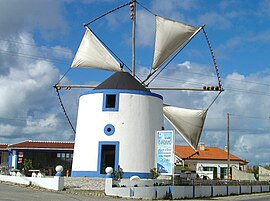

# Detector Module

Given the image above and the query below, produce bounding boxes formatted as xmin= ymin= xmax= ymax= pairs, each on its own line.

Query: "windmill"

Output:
xmin=54 ymin=1 xmax=223 ymax=177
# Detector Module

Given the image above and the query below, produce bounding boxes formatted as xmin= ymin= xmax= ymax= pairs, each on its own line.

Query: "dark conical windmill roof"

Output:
xmin=94 ymin=72 xmax=149 ymax=92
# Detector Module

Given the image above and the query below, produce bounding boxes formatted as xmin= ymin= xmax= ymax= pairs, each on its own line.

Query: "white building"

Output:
xmin=71 ymin=72 xmax=164 ymax=178
xmin=175 ymin=143 xmax=247 ymax=180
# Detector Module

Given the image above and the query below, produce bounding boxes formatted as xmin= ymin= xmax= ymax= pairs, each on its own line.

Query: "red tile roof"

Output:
xmin=175 ymin=145 xmax=246 ymax=163
xmin=0 ymin=144 xmax=8 ymax=149
xmin=8 ymin=141 xmax=74 ymax=150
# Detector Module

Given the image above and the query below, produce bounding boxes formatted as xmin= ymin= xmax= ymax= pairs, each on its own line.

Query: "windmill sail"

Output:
xmin=163 ymin=105 xmax=207 ymax=151
xmin=152 ymin=16 xmax=198 ymax=71
xmin=71 ymin=27 xmax=122 ymax=72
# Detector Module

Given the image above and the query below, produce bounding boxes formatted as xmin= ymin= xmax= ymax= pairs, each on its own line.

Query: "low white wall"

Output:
xmin=0 ymin=175 xmax=30 ymax=185
xmin=195 ymin=185 xmax=211 ymax=197
xmin=212 ymin=186 xmax=226 ymax=196
xmin=114 ymin=178 xmax=170 ymax=187
xmin=105 ymin=179 xmax=170 ymax=199
xmin=30 ymin=177 xmax=64 ymax=190
xmin=228 ymin=185 xmax=240 ymax=195
xmin=262 ymin=185 xmax=269 ymax=192
xmin=0 ymin=175 xmax=64 ymax=191
xmin=252 ymin=185 xmax=261 ymax=193
xmin=105 ymin=178 xmax=270 ymax=199
xmin=240 ymin=185 xmax=251 ymax=194
xmin=171 ymin=186 xmax=193 ymax=199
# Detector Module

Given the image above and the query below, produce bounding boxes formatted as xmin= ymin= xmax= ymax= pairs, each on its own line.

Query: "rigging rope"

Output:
xmin=136 ymin=1 xmax=156 ymax=16
xmin=202 ymin=27 xmax=222 ymax=89
xmin=206 ymin=90 xmax=222 ymax=111
xmin=56 ymin=67 xmax=72 ymax=85
xmin=84 ymin=1 xmax=132 ymax=27
xmin=54 ymin=86 xmax=76 ymax=134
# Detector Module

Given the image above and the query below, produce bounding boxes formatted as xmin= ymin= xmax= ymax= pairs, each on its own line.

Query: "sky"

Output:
xmin=0 ymin=0 xmax=270 ymax=166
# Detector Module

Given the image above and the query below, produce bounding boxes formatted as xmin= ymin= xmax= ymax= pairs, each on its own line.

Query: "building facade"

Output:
xmin=175 ymin=143 xmax=247 ymax=180
xmin=0 ymin=141 xmax=74 ymax=176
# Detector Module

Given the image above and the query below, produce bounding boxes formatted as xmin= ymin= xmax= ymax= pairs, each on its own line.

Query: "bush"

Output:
xmin=150 ymin=168 xmax=160 ymax=179
xmin=113 ymin=165 xmax=124 ymax=181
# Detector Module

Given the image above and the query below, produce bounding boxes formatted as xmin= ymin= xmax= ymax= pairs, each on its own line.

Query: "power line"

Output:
xmin=0 ymin=49 xmax=71 ymax=65
xmin=0 ymin=117 xmax=76 ymax=123
xmin=230 ymin=114 xmax=270 ymax=120
xmin=0 ymin=38 xmax=73 ymax=54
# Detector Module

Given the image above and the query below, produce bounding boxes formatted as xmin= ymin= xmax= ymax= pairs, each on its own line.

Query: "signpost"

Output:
xmin=156 ymin=130 xmax=174 ymax=175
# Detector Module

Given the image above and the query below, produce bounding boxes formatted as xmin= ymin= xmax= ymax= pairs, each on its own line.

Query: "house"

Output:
xmin=175 ymin=143 xmax=248 ymax=180
xmin=2 ymin=140 xmax=74 ymax=176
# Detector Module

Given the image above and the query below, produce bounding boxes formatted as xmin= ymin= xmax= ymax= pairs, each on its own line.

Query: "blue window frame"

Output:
xmin=102 ymin=92 xmax=119 ymax=111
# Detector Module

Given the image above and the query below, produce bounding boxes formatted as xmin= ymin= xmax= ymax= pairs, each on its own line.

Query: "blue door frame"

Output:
xmin=97 ymin=141 xmax=119 ymax=175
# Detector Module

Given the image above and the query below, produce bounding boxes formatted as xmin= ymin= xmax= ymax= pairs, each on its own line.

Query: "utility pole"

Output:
xmin=227 ymin=113 xmax=231 ymax=180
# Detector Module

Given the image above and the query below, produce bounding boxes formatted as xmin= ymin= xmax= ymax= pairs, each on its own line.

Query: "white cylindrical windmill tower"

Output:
xmin=71 ymin=72 xmax=163 ymax=178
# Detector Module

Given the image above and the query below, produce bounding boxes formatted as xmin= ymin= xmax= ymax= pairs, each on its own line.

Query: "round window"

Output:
xmin=104 ymin=124 xmax=115 ymax=136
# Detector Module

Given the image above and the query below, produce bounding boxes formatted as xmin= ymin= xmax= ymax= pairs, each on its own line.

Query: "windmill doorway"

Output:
xmin=98 ymin=141 xmax=119 ymax=175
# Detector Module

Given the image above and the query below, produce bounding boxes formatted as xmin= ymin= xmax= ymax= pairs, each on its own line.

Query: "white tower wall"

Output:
xmin=71 ymin=89 xmax=163 ymax=178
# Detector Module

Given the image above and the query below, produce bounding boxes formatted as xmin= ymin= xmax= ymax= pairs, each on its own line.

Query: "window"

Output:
xmin=103 ymin=93 xmax=119 ymax=111
xmin=106 ymin=94 xmax=116 ymax=108
xmin=104 ymin=124 xmax=115 ymax=136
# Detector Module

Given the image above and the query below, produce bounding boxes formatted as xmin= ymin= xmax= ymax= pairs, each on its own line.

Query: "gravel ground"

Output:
xmin=63 ymin=176 xmax=106 ymax=197
xmin=64 ymin=176 xmax=105 ymax=191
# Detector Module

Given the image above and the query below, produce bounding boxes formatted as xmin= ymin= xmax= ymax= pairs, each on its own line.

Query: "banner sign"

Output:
xmin=156 ymin=130 xmax=174 ymax=175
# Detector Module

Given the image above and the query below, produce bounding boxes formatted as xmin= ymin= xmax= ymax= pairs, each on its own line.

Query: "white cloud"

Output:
xmin=137 ymin=60 xmax=270 ymax=165
xmin=0 ymin=0 xmax=67 ymax=39
xmin=0 ymin=124 xmax=18 ymax=137
xmin=0 ymin=32 xmax=75 ymax=142
xmin=234 ymin=134 xmax=270 ymax=164
xmin=22 ymin=114 xmax=61 ymax=134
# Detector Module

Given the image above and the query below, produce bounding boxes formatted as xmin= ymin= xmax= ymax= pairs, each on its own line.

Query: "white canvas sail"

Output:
xmin=71 ymin=27 xmax=122 ymax=71
xmin=152 ymin=16 xmax=198 ymax=71
xmin=163 ymin=105 xmax=207 ymax=151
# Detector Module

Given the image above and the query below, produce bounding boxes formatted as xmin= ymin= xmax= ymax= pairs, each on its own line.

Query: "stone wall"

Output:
xmin=232 ymin=167 xmax=256 ymax=181
xmin=259 ymin=166 xmax=270 ymax=181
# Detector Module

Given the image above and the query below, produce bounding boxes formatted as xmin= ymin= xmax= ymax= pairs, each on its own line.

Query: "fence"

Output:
xmin=105 ymin=178 xmax=270 ymax=199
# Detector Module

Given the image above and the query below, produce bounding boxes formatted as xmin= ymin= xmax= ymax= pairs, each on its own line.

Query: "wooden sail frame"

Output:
xmin=54 ymin=84 xmax=224 ymax=92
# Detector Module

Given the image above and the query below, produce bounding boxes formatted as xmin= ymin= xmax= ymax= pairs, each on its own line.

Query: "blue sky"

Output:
xmin=1 ymin=0 xmax=270 ymax=166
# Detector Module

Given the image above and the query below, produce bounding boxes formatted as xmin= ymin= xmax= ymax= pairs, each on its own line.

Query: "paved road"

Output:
xmin=1 ymin=182 xmax=270 ymax=201
xmin=0 ymin=182 xmax=123 ymax=201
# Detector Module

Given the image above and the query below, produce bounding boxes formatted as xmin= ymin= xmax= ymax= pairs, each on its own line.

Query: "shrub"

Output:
xmin=150 ymin=168 xmax=160 ymax=179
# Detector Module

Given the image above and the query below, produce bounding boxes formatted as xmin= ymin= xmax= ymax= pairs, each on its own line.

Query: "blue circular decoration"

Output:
xmin=104 ymin=124 xmax=115 ymax=136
